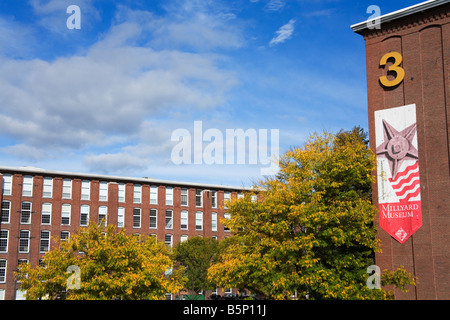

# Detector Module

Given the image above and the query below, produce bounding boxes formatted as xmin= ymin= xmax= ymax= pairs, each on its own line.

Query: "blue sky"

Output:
xmin=0 ymin=0 xmax=420 ymax=187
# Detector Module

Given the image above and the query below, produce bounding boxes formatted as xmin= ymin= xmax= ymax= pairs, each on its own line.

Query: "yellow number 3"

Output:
xmin=379 ymin=51 xmax=405 ymax=87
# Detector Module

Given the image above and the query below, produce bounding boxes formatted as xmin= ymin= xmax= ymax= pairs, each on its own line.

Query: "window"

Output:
xmin=196 ymin=189 xmax=203 ymax=207
xmin=224 ymin=213 xmax=231 ymax=232
xmin=0 ymin=230 xmax=8 ymax=253
xmin=181 ymin=188 xmax=188 ymax=206
xmin=238 ymin=192 xmax=244 ymax=199
xmin=211 ymin=191 xmax=217 ymax=208
xmin=133 ymin=208 xmax=141 ymax=228
xmin=19 ymin=230 xmax=30 ymax=253
xmin=133 ymin=185 xmax=141 ymax=204
xmin=22 ymin=176 xmax=33 ymax=197
xmin=195 ymin=212 xmax=203 ymax=230
xmin=118 ymin=183 xmax=125 ymax=202
xmin=251 ymin=195 xmax=257 ymax=203
xmin=165 ymin=187 xmax=173 ymax=206
xmin=150 ymin=186 xmax=158 ymax=204
xmin=81 ymin=180 xmax=90 ymax=200
xmin=117 ymin=207 xmax=125 ymax=228
xmin=180 ymin=210 xmax=188 ymax=230
xmin=149 ymin=209 xmax=157 ymax=229
xmin=224 ymin=192 xmax=231 ymax=209
xmin=62 ymin=179 xmax=72 ymax=199
xmin=0 ymin=260 xmax=6 ymax=283
xmin=80 ymin=205 xmax=89 ymax=226
xmin=61 ymin=204 xmax=71 ymax=225
xmin=20 ymin=202 xmax=32 ymax=224
xmin=164 ymin=234 xmax=173 ymax=248
xmin=43 ymin=177 xmax=53 ymax=198
xmin=98 ymin=206 xmax=107 ymax=226
xmin=2 ymin=174 xmax=12 ymax=196
xmin=211 ymin=212 xmax=217 ymax=232
xmin=41 ymin=203 xmax=52 ymax=225
xmin=180 ymin=235 xmax=188 ymax=242
xmin=99 ymin=181 xmax=108 ymax=201
xmin=40 ymin=231 xmax=50 ymax=253
xmin=165 ymin=210 xmax=173 ymax=229
xmin=60 ymin=231 xmax=70 ymax=242
xmin=1 ymin=201 xmax=10 ymax=223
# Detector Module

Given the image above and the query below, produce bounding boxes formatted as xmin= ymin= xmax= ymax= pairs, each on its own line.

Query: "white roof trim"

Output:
xmin=351 ymin=0 xmax=447 ymax=33
xmin=0 ymin=165 xmax=254 ymax=191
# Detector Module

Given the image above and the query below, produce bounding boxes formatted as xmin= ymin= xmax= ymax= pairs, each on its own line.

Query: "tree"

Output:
xmin=174 ymin=236 xmax=219 ymax=299
xmin=16 ymin=223 xmax=186 ymax=300
xmin=208 ymin=128 xmax=416 ymax=300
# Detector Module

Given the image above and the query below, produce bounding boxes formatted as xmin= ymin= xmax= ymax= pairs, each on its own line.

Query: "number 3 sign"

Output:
xmin=379 ymin=51 xmax=405 ymax=87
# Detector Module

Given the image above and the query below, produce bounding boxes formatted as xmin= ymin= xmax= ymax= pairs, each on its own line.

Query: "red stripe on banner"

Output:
xmin=392 ymin=178 xmax=420 ymax=197
xmin=390 ymin=171 xmax=420 ymax=189
xmin=399 ymin=185 xmax=421 ymax=201
xmin=389 ymin=161 xmax=419 ymax=184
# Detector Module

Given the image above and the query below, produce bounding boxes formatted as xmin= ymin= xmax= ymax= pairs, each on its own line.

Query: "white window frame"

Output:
xmin=98 ymin=206 xmax=107 ymax=226
xmin=99 ymin=181 xmax=108 ymax=202
xmin=0 ymin=260 xmax=7 ymax=283
xmin=20 ymin=202 xmax=32 ymax=224
xmin=41 ymin=203 xmax=52 ymax=225
xmin=165 ymin=210 xmax=173 ymax=230
xmin=60 ymin=231 xmax=70 ymax=242
xmin=150 ymin=186 xmax=158 ymax=204
xmin=117 ymin=207 xmax=125 ymax=228
xmin=180 ymin=210 xmax=188 ymax=230
xmin=81 ymin=180 xmax=90 ymax=200
xmin=195 ymin=211 xmax=203 ymax=231
xmin=181 ymin=188 xmax=188 ymax=206
xmin=1 ymin=201 xmax=10 ymax=224
xmin=61 ymin=204 xmax=71 ymax=226
xmin=224 ymin=192 xmax=231 ymax=209
xmin=80 ymin=205 xmax=90 ymax=226
xmin=19 ymin=230 xmax=30 ymax=253
xmin=165 ymin=187 xmax=173 ymax=206
xmin=133 ymin=185 xmax=142 ymax=204
xmin=43 ymin=177 xmax=53 ymax=198
xmin=149 ymin=209 xmax=157 ymax=229
xmin=164 ymin=234 xmax=173 ymax=248
xmin=224 ymin=213 xmax=231 ymax=232
xmin=22 ymin=176 xmax=33 ymax=197
xmin=40 ymin=230 xmax=50 ymax=253
xmin=133 ymin=208 xmax=141 ymax=228
xmin=62 ymin=179 xmax=72 ymax=199
xmin=0 ymin=230 xmax=8 ymax=253
xmin=2 ymin=174 xmax=12 ymax=196
xmin=118 ymin=183 xmax=125 ymax=203
xmin=180 ymin=235 xmax=188 ymax=242
xmin=196 ymin=189 xmax=203 ymax=207
xmin=211 ymin=191 xmax=217 ymax=208
xmin=211 ymin=212 xmax=217 ymax=232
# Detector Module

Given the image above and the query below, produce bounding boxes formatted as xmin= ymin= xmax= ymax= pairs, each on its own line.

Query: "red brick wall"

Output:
xmin=361 ymin=4 xmax=450 ymax=300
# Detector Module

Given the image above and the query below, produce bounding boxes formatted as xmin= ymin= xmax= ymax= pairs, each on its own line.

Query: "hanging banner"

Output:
xmin=374 ymin=104 xmax=422 ymax=244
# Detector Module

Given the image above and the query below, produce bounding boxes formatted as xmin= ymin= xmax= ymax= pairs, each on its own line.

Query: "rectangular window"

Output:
xmin=61 ymin=204 xmax=71 ymax=225
xmin=165 ymin=187 xmax=173 ymax=206
xmin=43 ymin=177 xmax=53 ymax=198
xmin=133 ymin=208 xmax=141 ymax=228
xmin=98 ymin=206 xmax=107 ymax=226
xmin=224 ymin=192 xmax=231 ymax=209
xmin=196 ymin=189 xmax=203 ymax=207
xmin=19 ymin=230 xmax=30 ymax=253
xmin=117 ymin=207 xmax=125 ymax=228
xmin=150 ymin=186 xmax=158 ymax=204
xmin=2 ymin=174 xmax=12 ymax=196
xmin=211 ymin=191 xmax=217 ymax=208
xmin=118 ymin=183 xmax=125 ymax=202
xmin=1 ymin=201 xmax=10 ymax=223
xmin=81 ymin=180 xmax=90 ymax=200
xmin=80 ymin=205 xmax=89 ymax=226
xmin=164 ymin=234 xmax=173 ymax=248
xmin=180 ymin=235 xmax=188 ymax=242
xmin=0 ymin=230 xmax=8 ymax=253
xmin=41 ymin=203 xmax=52 ymax=225
xmin=133 ymin=185 xmax=141 ymax=204
xmin=40 ymin=231 xmax=50 ymax=253
xmin=0 ymin=260 xmax=6 ymax=283
xmin=224 ymin=213 xmax=231 ymax=232
xmin=251 ymin=195 xmax=257 ymax=203
xmin=211 ymin=212 xmax=217 ymax=232
xmin=99 ymin=181 xmax=108 ymax=201
xmin=180 ymin=210 xmax=188 ymax=230
xmin=20 ymin=202 xmax=32 ymax=224
xmin=181 ymin=188 xmax=188 ymax=206
xmin=165 ymin=210 xmax=173 ymax=229
xmin=195 ymin=211 xmax=203 ymax=230
xmin=238 ymin=192 xmax=244 ymax=199
xmin=149 ymin=209 xmax=157 ymax=229
xmin=22 ymin=176 xmax=33 ymax=197
xmin=62 ymin=179 xmax=72 ymax=199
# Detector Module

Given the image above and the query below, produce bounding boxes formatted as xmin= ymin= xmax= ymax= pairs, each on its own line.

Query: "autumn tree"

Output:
xmin=208 ymin=127 xmax=416 ymax=300
xmin=173 ymin=236 xmax=219 ymax=299
xmin=16 ymin=223 xmax=186 ymax=300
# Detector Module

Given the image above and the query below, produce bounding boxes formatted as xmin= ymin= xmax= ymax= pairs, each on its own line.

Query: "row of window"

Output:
xmin=1 ymin=175 xmax=232 ymax=207
xmin=0 ymin=201 xmax=230 ymax=231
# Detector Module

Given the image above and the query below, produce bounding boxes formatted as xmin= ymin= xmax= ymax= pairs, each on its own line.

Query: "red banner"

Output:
xmin=375 ymin=104 xmax=422 ymax=244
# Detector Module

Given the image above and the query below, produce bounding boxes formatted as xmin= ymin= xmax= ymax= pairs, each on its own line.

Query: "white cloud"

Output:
xmin=269 ymin=19 xmax=296 ymax=46
xmin=264 ymin=0 xmax=285 ymax=12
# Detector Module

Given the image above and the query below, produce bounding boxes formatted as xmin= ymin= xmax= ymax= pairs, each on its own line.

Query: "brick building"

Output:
xmin=352 ymin=0 xmax=450 ymax=299
xmin=0 ymin=166 xmax=251 ymax=300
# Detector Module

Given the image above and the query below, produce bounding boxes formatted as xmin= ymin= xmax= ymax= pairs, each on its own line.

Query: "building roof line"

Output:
xmin=0 ymin=165 xmax=254 ymax=191
xmin=351 ymin=0 xmax=447 ymax=34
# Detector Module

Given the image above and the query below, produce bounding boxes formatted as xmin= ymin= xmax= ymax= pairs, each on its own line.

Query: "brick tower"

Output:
xmin=352 ymin=0 xmax=450 ymax=299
